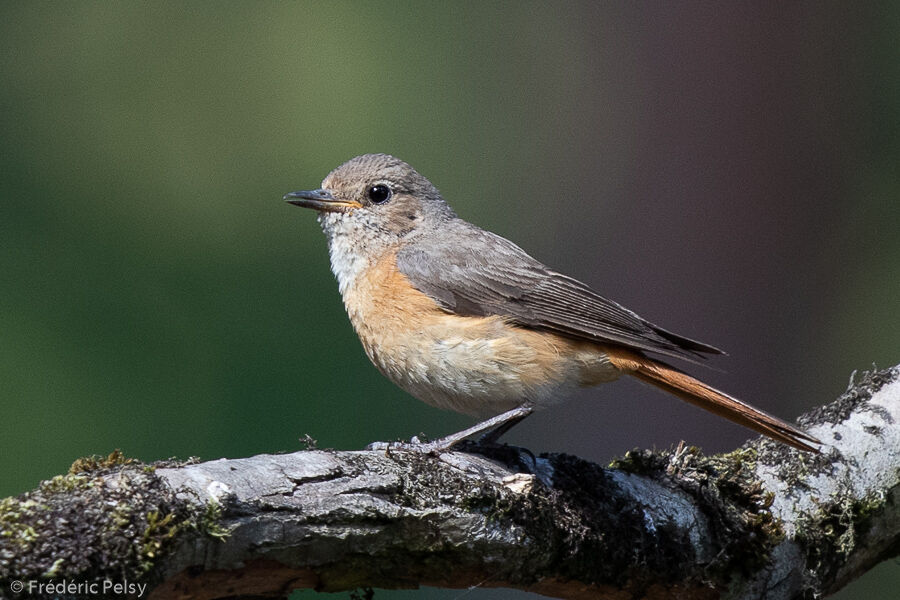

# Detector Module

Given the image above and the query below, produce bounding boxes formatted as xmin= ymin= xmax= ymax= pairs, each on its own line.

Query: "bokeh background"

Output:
xmin=2 ymin=2 xmax=898 ymax=598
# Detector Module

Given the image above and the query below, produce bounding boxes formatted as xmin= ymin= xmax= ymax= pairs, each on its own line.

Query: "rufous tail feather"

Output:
xmin=606 ymin=349 xmax=820 ymax=452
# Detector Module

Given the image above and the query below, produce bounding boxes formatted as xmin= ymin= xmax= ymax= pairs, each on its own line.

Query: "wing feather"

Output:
xmin=397 ymin=221 xmax=723 ymax=362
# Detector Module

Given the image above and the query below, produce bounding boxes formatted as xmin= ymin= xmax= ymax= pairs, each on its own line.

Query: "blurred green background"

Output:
xmin=1 ymin=2 xmax=897 ymax=598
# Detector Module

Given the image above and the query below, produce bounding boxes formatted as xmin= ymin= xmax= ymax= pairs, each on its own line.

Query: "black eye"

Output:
xmin=367 ymin=184 xmax=392 ymax=204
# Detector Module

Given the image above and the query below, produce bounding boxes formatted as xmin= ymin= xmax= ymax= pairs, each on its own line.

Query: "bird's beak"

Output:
xmin=283 ymin=189 xmax=362 ymax=213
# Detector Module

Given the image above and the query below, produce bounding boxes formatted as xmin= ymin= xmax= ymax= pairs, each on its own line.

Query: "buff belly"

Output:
xmin=364 ymin=317 xmax=621 ymax=417
xmin=337 ymin=251 xmax=621 ymax=418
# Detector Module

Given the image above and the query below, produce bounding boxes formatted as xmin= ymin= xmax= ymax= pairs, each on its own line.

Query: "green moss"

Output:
xmin=197 ymin=500 xmax=231 ymax=541
xmin=140 ymin=510 xmax=179 ymax=572
xmin=608 ymin=448 xmax=671 ymax=474
xmin=41 ymin=557 xmax=64 ymax=578
xmin=0 ymin=497 xmax=44 ymax=549
xmin=39 ymin=473 xmax=91 ymax=494
xmin=714 ymin=446 xmax=759 ymax=471
xmin=529 ymin=451 xmax=695 ymax=587
xmin=609 ymin=442 xmax=785 ymax=577
xmin=853 ymin=495 xmax=886 ymax=523
xmin=111 ymin=502 xmax=134 ymax=529
xmin=0 ymin=458 xmax=221 ymax=581
xmin=796 ymin=491 xmax=889 ymax=576
xmin=69 ymin=449 xmax=137 ymax=474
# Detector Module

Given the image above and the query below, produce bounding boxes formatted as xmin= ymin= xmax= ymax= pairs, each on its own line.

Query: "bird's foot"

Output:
xmin=365 ymin=406 xmax=534 ymax=454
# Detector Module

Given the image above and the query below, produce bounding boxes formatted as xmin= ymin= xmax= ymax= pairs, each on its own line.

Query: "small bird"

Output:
xmin=285 ymin=154 xmax=819 ymax=452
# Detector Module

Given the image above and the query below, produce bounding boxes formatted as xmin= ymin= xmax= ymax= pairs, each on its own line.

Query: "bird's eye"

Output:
xmin=366 ymin=184 xmax=392 ymax=204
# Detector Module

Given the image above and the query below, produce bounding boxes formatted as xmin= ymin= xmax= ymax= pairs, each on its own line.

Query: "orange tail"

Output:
xmin=606 ymin=349 xmax=820 ymax=452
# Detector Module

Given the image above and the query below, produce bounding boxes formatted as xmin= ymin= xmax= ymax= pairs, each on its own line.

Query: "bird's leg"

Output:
xmin=477 ymin=407 xmax=532 ymax=445
xmin=366 ymin=406 xmax=534 ymax=453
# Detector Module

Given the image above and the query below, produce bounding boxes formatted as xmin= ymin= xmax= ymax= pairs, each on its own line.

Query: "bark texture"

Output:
xmin=1 ymin=367 xmax=897 ymax=600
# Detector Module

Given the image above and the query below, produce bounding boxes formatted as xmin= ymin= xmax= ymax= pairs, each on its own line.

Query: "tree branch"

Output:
xmin=1 ymin=366 xmax=897 ymax=599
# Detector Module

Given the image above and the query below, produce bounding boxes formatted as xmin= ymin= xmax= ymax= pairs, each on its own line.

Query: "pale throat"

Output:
xmin=318 ymin=212 xmax=381 ymax=297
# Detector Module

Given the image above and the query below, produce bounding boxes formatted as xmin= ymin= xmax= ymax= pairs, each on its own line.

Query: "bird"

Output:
xmin=285 ymin=153 xmax=819 ymax=452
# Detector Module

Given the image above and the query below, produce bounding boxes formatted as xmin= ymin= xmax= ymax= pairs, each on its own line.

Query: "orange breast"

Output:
xmin=338 ymin=251 xmax=621 ymax=416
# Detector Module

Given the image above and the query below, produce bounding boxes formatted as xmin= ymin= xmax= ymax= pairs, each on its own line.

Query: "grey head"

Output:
xmin=285 ymin=154 xmax=457 ymax=290
xmin=285 ymin=154 xmax=456 ymax=241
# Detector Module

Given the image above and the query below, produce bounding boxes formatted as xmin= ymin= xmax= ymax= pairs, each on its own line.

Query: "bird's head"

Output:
xmin=286 ymin=153 xmax=454 ymax=244
xmin=285 ymin=154 xmax=456 ymax=289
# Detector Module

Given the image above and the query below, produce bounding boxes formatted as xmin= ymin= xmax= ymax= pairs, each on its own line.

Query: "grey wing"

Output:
xmin=396 ymin=222 xmax=723 ymax=362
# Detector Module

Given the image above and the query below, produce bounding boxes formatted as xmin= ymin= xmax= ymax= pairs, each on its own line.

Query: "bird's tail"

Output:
xmin=606 ymin=348 xmax=821 ymax=452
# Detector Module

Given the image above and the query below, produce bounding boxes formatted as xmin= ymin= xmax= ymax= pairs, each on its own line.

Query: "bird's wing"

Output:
xmin=395 ymin=221 xmax=723 ymax=362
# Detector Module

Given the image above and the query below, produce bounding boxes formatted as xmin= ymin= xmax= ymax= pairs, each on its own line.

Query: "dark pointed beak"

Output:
xmin=284 ymin=189 xmax=362 ymax=213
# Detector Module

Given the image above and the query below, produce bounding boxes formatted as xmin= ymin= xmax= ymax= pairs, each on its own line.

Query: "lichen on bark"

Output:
xmin=0 ymin=451 xmax=224 ymax=585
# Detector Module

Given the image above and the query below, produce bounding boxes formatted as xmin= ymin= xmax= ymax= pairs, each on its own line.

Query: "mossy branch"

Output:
xmin=1 ymin=367 xmax=898 ymax=600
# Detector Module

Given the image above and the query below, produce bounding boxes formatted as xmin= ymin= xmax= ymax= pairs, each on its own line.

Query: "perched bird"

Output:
xmin=285 ymin=154 xmax=819 ymax=452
